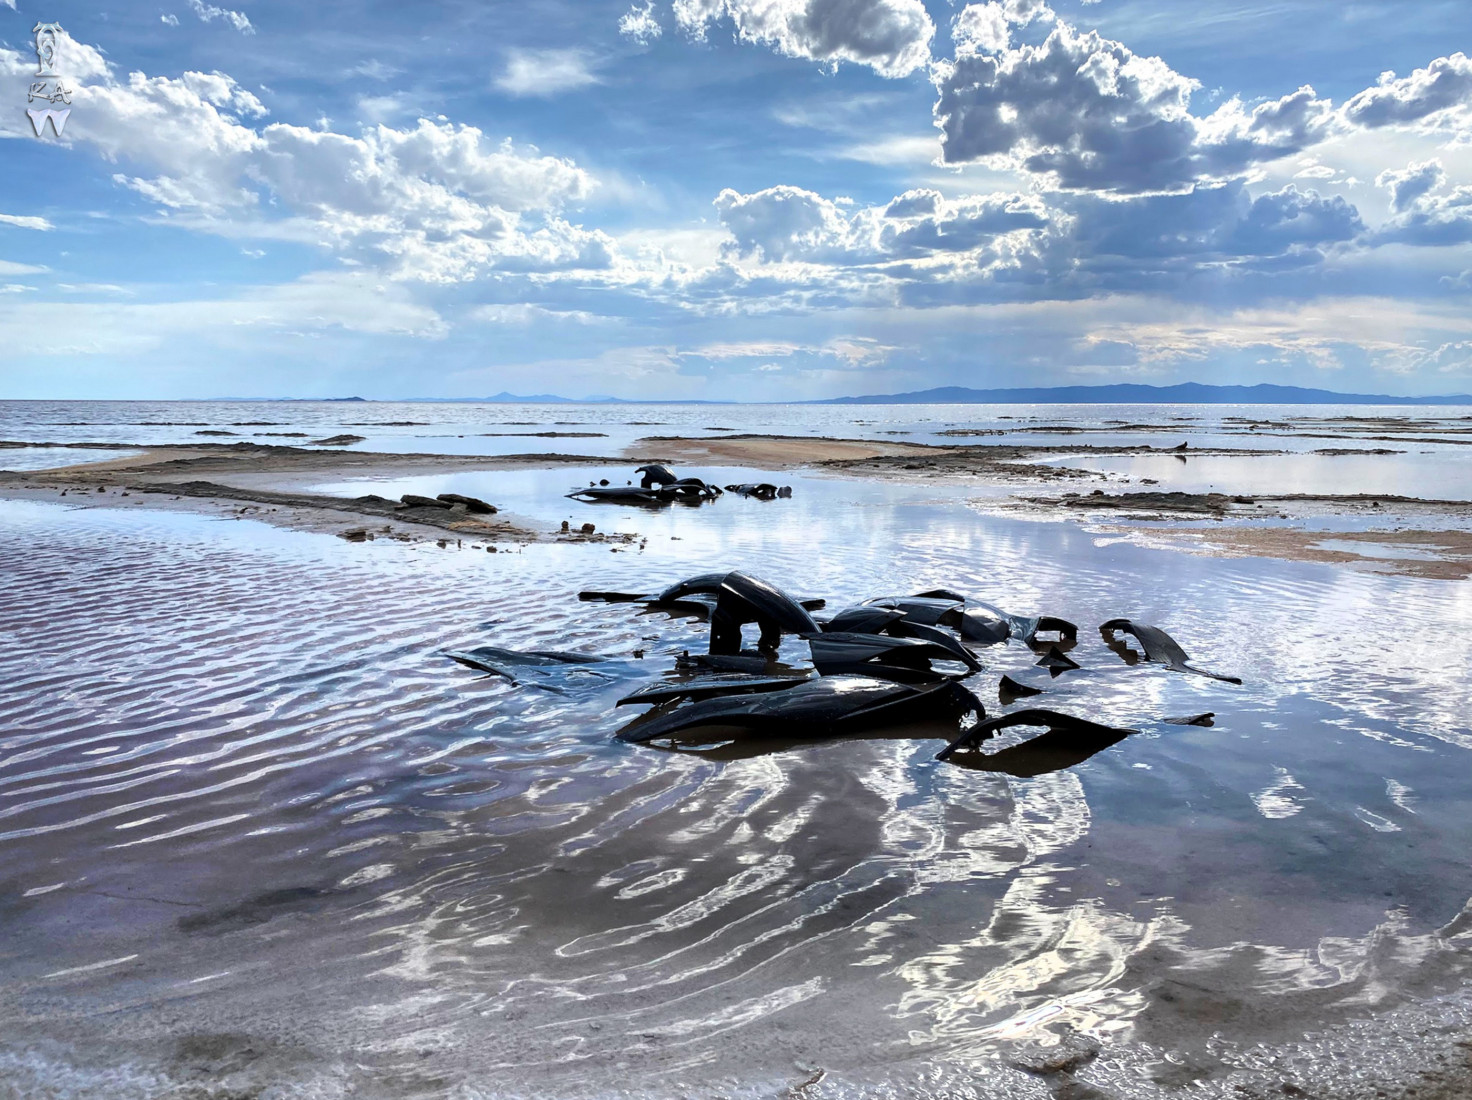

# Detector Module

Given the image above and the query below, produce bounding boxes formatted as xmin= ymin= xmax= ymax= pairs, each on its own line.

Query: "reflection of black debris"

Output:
xmin=724 ymin=482 xmax=792 ymax=500
xmin=445 ymin=574 xmax=1241 ymax=773
xmin=565 ymin=465 xmax=794 ymax=506
xmin=936 ymin=709 xmax=1137 ymax=771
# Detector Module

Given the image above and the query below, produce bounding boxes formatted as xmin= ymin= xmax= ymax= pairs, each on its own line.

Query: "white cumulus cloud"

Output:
xmin=186 ymin=0 xmax=253 ymax=34
xmin=674 ymin=0 xmax=934 ymax=78
xmin=0 ymin=34 xmax=609 ymax=284
xmin=619 ymin=1 xmax=663 ymax=43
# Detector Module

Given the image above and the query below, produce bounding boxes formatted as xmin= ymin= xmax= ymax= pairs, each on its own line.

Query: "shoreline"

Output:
xmin=3 ymin=434 xmax=1471 ymax=577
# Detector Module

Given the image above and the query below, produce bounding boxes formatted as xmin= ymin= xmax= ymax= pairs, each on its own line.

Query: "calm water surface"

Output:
xmin=3 ymin=454 xmax=1472 ymax=1096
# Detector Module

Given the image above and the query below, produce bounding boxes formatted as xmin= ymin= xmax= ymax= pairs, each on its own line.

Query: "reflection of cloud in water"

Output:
xmin=7 ymin=454 xmax=1472 ymax=1094
xmin=1252 ymin=768 xmax=1306 ymax=819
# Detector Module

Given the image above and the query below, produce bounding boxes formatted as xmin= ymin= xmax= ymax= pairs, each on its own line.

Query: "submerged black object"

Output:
xmin=953 ymin=603 xmax=1078 ymax=646
xmin=1100 ymin=619 xmax=1242 ymax=684
xmin=862 ymin=595 xmax=964 ymax=626
xmin=999 ymin=674 xmax=1044 ymax=699
xmin=580 ymin=572 xmax=825 ymax=617
xmin=807 ymin=632 xmax=981 ymax=680
xmin=936 ymin=708 xmax=1137 ymax=764
xmin=636 ymin=463 xmax=678 ymax=488
xmin=444 ymin=646 xmax=615 ymax=686
xmin=617 ymin=674 xmax=812 ymax=707
xmin=711 ymin=570 xmax=820 ymax=654
xmin=617 ymin=674 xmax=983 ymax=743
xmin=579 ymin=571 xmax=823 ymax=654
xmin=1164 ymin=712 xmax=1216 ymax=726
xmin=1035 ymin=645 xmax=1081 ymax=673
xmin=567 ymin=477 xmax=721 ymax=505
xmin=863 ymin=592 xmax=1075 ymax=646
xmin=725 ymin=483 xmax=791 ymax=500
xmin=565 ymin=485 xmax=668 ymax=504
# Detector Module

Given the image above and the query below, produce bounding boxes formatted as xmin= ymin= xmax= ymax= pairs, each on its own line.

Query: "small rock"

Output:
xmin=97 ymin=486 xmax=105 ymax=493
xmin=338 ymin=528 xmax=371 ymax=542
xmin=487 ymin=545 xmax=497 ymax=553
xmin=400 ymin=494 xmax=451 ymax=509
xmin=437 ymin=493 xmax=496 ymax=514
xmin=580 ymin=522 xmax=596 ymax=534
xmin=1010 ymin=1034 xmax=1101 ymax=1077
xmin=560 ymin=520 xmax=570 ymax=532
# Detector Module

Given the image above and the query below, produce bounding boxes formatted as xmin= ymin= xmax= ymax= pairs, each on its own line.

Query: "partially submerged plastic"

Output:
xmin=936 ymin=708 xmax=1137 ymax=763
xmin=1101 ymin=619 xmax=1242 ymax=683
xmin=617 ymin=674 xmax=983 ymax=744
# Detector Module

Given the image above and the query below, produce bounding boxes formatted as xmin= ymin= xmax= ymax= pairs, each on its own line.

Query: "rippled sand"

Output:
xmin=3 ymin=477 xmax=1472 ymax=1098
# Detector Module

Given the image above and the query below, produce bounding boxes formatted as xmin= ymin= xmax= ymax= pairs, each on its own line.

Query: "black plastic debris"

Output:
xmin=1101 ymin=619 xmax=1242 ymax=683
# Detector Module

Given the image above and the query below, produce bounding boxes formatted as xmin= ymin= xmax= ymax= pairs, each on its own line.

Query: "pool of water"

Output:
xmin=2 ymin=488 xmax=1471 ymax=1097
xmin=1050 ymin=450 xmax=1472 ymax=501
xmin=0 ymin=446 xmax=141 ymax=471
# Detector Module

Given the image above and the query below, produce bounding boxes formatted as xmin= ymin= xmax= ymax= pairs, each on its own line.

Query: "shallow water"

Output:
xmin=1053 ymin=451 xmax=1472 ymax=501
xmin=6 ymin=398 xmax=1472 ymax=460
xmin=3 ymin=474 xmax=1472 ymax=1097
xmin=0 ymin=446 xmax=140 ymax=471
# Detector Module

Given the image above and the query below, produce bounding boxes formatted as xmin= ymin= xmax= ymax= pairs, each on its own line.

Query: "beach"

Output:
xmin=4 ymin=399 xmax=1472 ymax=1099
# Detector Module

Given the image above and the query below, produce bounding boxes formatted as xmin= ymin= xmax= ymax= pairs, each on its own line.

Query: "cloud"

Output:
xmin=1342 ymin=53 xmax=1472 ymax=128
xmin=0 ymin=260 xmax=48 ymax=276
xmin=619 ymin=1 xmax=663 ymax=43
xmin=678 ymin=335 xmax=896 ymax=369
xmin=933 ymin=16 xmax=1336 ymax=193
xmin=161 ymin=14 xmax=179 ymax=26
xmin=186 ymin=0 xmax=253 ymax=34
xmin=673 ymin=0 xmax=934 ymax=78
xmin=0 ymin=271 xmax=446 ymax=358
xmin=0 ymin=214 xmax=54 ymax=230
xmin=1374 ymin=160 xmax=1472 ymax=247
xmin=932 ymin=9 xmax=1472 ymax=196
xmin=0 ymin=35 xmax=608 ymax=284
xmin=469 ymin=303 xmax=604 ymax=325
xmin=1377 ymin=159 xmax=1446 ymax=213
xmin=495 ymin=49 xmax=601 ymax=97
xmin=352 ymin=59 xmax=401 ymax=81
xmin=1080 ymin=296 xmax=1472 ymax=376
xmin=714 ymin=184 xmax=1050 ymax=264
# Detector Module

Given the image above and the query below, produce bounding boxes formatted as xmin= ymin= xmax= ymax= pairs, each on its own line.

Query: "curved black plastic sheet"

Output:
xmin=1100 ymin=619 xmax=1242 ymax=683
xmin=618 ymin=674 xmax=982 ymax=744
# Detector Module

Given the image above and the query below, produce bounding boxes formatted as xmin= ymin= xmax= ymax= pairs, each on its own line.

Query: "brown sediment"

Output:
xmin=1026 ymin=489 xmax=1472 ymax=518
xmin=629 ymin=433 xmax=1277 ymax=476
xmin=0 ymin=441 xmax=627 ymax=545
xmin=629 ymin=433 xmax=936 ymax=465
xmin=1088 ymin=524 xmax=1472 ymax=581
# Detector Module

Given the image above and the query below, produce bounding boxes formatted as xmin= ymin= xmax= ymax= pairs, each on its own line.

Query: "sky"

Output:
xmin=0 ymin=0 xmax=1470 ymax=400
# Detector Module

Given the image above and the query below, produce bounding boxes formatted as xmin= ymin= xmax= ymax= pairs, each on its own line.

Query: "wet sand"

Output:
xmin=0 ymin=441 xmax=629 ymax=545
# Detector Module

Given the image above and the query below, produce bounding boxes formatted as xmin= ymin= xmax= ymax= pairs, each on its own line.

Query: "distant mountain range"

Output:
xmin=815 ymin=382 xmax=1472 ymax=406
xmin=217 ymin=383 xmax=1472 ymax=405
xmin=443 ymin=382 xmax=1472 ymax=405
